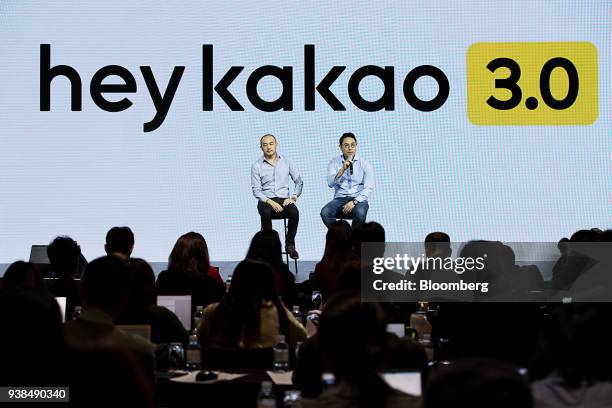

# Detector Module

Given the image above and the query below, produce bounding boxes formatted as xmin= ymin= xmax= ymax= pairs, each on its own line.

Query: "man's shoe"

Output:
xmin=286 ymin=244 xmax=300 ymax=260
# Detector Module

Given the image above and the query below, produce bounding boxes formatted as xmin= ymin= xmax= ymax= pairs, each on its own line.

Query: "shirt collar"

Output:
xmin=340 ymin=154 xmax=359 ymax=162
xmin=261 ymin=154 xmax=281 ymax=164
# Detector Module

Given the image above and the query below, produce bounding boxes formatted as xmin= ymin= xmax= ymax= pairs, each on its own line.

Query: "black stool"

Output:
xmin=270 ymin=213 xmax=298 ymax=277
xmin=334 ymin=212 xmax=355 ymax=224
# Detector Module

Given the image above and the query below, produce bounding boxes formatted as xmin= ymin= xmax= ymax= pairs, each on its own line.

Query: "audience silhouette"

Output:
xmin=0 ymin=225 xmax=611 ymax=408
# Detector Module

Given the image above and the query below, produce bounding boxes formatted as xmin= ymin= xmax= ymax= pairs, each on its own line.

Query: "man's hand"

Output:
xmin=282 ymin=197 xmax=296 ymax=206
xmin=342 ymin=159 xmax=352 ymax=170
xmin=335 ymin=159 xmax=352 ymax=180
xmin=267 ymin=199 xmax=284 ymax=213
xmin=342 ymin=200 xmax=356 ymax=214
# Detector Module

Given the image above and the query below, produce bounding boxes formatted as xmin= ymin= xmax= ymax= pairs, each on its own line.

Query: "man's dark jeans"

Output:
xmin=320 ymin=197 xmax=369 ymax=230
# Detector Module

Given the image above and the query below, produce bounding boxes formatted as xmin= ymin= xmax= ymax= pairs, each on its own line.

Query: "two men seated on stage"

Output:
xmin=251 ymin=134 xmax=303 ymax=260
xmin=251 ymin=132 xmax=374 ymax=260
xmin=321 ymin=132 xmax=374 ymax=230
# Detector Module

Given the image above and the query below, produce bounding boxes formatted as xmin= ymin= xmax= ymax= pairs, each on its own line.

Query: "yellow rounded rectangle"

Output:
xmin=467 ymin=42 xmax=598 ymax=125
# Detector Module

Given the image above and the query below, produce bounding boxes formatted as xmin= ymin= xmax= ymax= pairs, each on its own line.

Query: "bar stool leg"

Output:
xmin=283 ymin=218 xmax=290 ymax=266
xmin=282 ymin=218 xmax=298 ymax=277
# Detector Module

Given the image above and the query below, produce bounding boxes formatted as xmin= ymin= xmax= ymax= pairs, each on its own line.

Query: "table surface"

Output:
xmin=156 ymin=369 xmax=294 ymax=408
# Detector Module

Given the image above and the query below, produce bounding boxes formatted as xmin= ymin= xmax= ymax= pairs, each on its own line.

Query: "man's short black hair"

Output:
xmin=80 ymin=256 xmax=131 ymax=310
xmin=47 ymin=236 xmax=81 ymax=276
xmin=260 ymin=133 xmax=277 ymax=145
xmin=105 ymin=226 xmax=134 ymax=256
xmin=339 ymin=132 xmax=357 ymax=146
xmin=425 ymin=232 xmax=451 ymax=257
xmin=425 ymin=232 xmax=450 ymax=243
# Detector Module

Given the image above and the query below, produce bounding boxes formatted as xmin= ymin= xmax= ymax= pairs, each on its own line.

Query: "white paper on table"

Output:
xmin=170 ymin=371 xmax=247 ymax=384
xmin=266 ymin=370 xmax=293 ymax=385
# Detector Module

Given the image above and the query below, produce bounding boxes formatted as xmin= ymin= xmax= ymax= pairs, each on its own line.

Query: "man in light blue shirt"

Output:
xmin=321 ymin=132 xmax=373 ymax=230
xmin=251 ymin=134 xmax=303 ymax=259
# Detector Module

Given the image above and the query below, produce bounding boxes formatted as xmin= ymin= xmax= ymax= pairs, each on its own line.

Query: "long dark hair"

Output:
xmin=530 ymin=303 xmax=612 ymax=387
xmin=320 ymin=220 xmax=352 ymax=270
xmin=125 ymin=258 xmax=156 ymax=307
xmin=1 ymin=261 xmax=45 ymax=291
xmin=319 ymin=291 xmax=390 ymax=408
xmin=168 ymin=232 xmax=210 ymax=276
xmin=208 ymin=260 xmax=289 ymax=348
xmin=246 ymin=230 xmax=284 ymax=272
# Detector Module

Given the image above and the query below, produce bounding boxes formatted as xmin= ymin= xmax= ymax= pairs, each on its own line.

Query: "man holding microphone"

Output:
xmin=320 ymin=132 xmax=373 ymax=229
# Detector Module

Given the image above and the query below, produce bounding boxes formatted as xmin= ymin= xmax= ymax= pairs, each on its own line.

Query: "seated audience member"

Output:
xmin=296 ymin=291 xmax=420 ymax=408
xmin=418 ymin=231 xmax=452 ymax=280
xmin=293 ymin=296 xmax=426 ymax=398
xmin=105 ymin=226 xmax=135 ymax=258
xmin=352 ymin=222 xmax=404 ymax=285
xmin=313 ymin=220 xmax=352 ymax=299
xmin=350 ymin=221 xmax=385 ymax=258
xmin=69 ymin=348 xmax=154 ymax=408
xmin=198 ymin=259 xmax=306 ymax=348
xmin=425 ymin=359 xmax=532 ymax=408
xmin=0 ymin=286 xmax=67 ymax=386
xmin=432 ymin=240 xmax=543 ymax=365
xmin=551 ymin=229 xmax=602 ymax=290
xmin=294 ymin=259 xmax=422 ymax=397
xmin=246 ymin=230 xmax=297 ymax=305
xmin=345 ymin=223 xmax=411 ymax=320
xmin=530 ymin=303 xmax=612 ymax=408
xmin=116 ymin=258 xmax=188 ymax=345
xmin=424 ymin=231 xmax=451 ymax=251
xmin=0 ymin=261 xmax=45 ymax=292
xmin=46 ymin=236 xmax=82 ymax=317
xmin=156 ymin=232 xmax=225 ymax=309
xmin=64 ymin=256 xmax=155 ymax=380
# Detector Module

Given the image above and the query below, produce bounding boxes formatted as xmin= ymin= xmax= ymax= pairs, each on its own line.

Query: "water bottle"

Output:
xmin=168 ymin=342 xmax=185 ymax=370
xmin=71 ymin=306 xmax=82 ymax=320
xmin=193 ymin=306 xmax=204 ymax=332
xmin=186 ymin=334 xmax=202 ymax=371
xmin=295 ymin=341 xmax=304 ymax=361
xmin=226 ymin=274 xmax=233 ymax=293
xmin=256 ymin=381 xmax=276 ymax=408
xmin=321 ymin=372 xmax=336 ymax=392
xmin=419 ymin=333 xmax=434 ymax=362
xmin=410 ymin=300 xmax=431 ymax=340
xmin=273 ymin=334 xmax=289 ymax=371
xmin=291 ymin=305 xmax=303 ymax=324
xmin=283 ymin=390 xmax=302 ymax=407
xmin=311 ymin=290 xmax=322 ymax=310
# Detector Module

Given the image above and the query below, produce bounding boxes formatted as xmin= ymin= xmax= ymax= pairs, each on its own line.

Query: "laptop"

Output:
xmin=386 ymin=323 xmax=406 ymax=338
xmin=382 ymin=371 xmax=422 ymax=396
xmin=55 ymin=297 xmax=67 ymax=323
xmin=30 ymin=244 xmax=87 ymax=277
xmin=29 ymin=245 xmax=51 ymax=264
xmin=157 ymin=295 xmax=192 ymax=330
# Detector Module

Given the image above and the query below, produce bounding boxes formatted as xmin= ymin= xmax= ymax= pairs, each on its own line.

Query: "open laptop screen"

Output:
xmin=157 ymin=295 xmax=192 ymax=330
xmin=55 ymin=297 xmax=67 ymax=323
xmin=29 ymin=245 xmax=50 ymax=264
xmin=383 ymin=371 xmax=422 ymax=396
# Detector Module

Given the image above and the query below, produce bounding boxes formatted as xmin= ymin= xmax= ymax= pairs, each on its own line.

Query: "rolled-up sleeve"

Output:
xmin=251 ymin=162 xmax=268 ymax=202
xmin=327 ymin=158 xmax=340 ymax=188
xmin=288 ymin=159 xmax=303 ymax=197
xmin=356 ymin=160 xmax=374 ymax=202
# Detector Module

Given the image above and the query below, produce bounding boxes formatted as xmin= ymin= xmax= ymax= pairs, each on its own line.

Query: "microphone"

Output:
xmin=348 ymin=155 xmax=353 ymax=175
